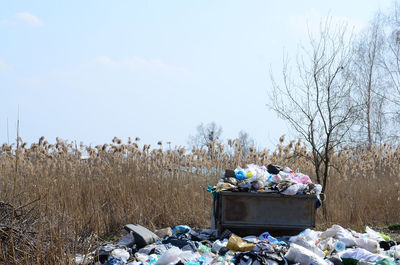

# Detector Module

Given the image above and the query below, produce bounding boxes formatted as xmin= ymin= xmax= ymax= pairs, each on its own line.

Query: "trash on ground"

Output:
xmin=75 ymin=224 xmax=400 ymax=265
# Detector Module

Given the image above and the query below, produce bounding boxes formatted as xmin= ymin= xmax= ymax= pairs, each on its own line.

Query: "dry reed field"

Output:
xmin=0 ymin=136 xmax=399 ymax=264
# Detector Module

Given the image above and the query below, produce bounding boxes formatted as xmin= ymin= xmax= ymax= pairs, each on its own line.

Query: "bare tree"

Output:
xmin=188 ymin=122 xmax=223 ymax=150
xmin=380 ymin=2 xmax=400 ymax=138
xmin=350 ymin=12 xmax=388 ymax=148
xmin=269 ymin=18 xmax=358 ymax=198
xmin=236 ymin=130 xmax=255 ymax=158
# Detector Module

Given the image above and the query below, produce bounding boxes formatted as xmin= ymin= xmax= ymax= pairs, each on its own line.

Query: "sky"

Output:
xmin=0 ymin=0 xmax=394 ymax=150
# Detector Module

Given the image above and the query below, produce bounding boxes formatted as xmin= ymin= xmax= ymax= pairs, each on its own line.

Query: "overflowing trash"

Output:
xmin=73 ymin=164 xmax=397 ymax=264
xmin=212 ymin=164 xmax=322 ymax=196
xmin=208 ymin=164 xmax=323 ymax=210
xmin=75 ymin=224 xmax=400 ymax=265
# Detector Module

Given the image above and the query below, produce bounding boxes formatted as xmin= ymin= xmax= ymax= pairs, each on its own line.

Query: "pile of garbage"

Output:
xmin=212 ymin=164 xmax=322 ymax=197
xmin=75 ymin=224 xmax=400 ymax=265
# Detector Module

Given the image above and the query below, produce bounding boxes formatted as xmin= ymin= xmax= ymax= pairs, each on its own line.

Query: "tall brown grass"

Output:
xmin=0 ymin=136 xmax=399 ymax=264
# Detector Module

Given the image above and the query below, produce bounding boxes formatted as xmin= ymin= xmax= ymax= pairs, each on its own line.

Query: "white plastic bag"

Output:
xmin=179 ymin=251 xmax=201 ymax=263
xmin=321 ymin=225 xmax=357 ymax=247
xmin=289 ymin=229 xmax=325 ymax=258
xmin=317 ymin=237 xmax=337 ymax=254
xmin=135 ymin=252 xmax=149 ymax=263
xmin=355 ymin=237 xmax=379 ymax=253
xmin=137 ymin=244 xmax=156 ymax=255
xmin=290 ymin=228 xmax=321 ymax=243
xmin=314 ymin=184 xmax=322 ymax=195
xmin=281 ymin=183 xmax=304 ymax=195
xmin=156 ymin=247 xmax=182 ymax=265
xmin=242 ymin=236 xmax=259 ymax=244
xmin=292 ymin=240 xmax=325 ymax=258
xmin=212 ymin=239 xmax=228 ymax=252
xmin=341 ymin=248 xmax=385 ymax=262
xmin=278 ymin=172 xmax=292 ymax=181
xmin=111 ymin=249 xmax=130 ymax=262
xmin=365 ymin=226 xmax=384 ymax=242
xmin=390 ymin=245 xmax=400 ymax=252
xmin=285 ymin=243 xmax=328 ymax=265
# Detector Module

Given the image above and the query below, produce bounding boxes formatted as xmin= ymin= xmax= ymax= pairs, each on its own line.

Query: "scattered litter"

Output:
xmin=74 ymin=164 xmax=398 ymax=264
xmin=75 ymin=224 xmax=400 ymax=265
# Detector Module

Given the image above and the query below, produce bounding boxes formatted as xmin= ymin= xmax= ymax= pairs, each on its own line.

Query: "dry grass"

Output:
xmin=0 ymin=136 xmax=399 ymax=264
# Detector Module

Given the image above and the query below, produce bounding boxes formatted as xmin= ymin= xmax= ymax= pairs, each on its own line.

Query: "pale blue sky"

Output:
xmin=0 ymin=0 xmax=393 ymax=149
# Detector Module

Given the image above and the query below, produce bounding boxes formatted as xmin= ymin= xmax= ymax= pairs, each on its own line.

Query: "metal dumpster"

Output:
xmin=213 ymin=191 xmax=317 ymax=237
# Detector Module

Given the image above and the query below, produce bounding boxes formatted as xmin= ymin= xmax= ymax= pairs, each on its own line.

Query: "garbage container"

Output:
xmin=213 ymin=191 xmax=317 ymax=237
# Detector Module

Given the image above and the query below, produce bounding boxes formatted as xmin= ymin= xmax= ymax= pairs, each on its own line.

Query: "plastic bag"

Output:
xmin=313 ymin=184 xmax=322 ymax=195
xmin=242 ymin=236 xmax=259 ymax=244
xmin=111 ymin=249 xmax=130 ymax=263
xmin=376 ymin=258 xmax=397 ymax=265
xmin=135 ymin=252 xmax=149 ymax=263
xmin=292 ymin=240 xmax=325 ymax=258
xmin=317 ymin=237 xmax=337 ymax=255
xmin=212 ymin=239 xmax=228 ymax=252
xmin=156 ymin=246 xmax=182 ymax=265
xmin=172 ymin=225 xmax=191 ymax=234
xmin=234 ymin=168 xmax=247 ymax=180
xmin=259 ymin=232 xmax=286 ymax=245
xmin=321 ymin=225 xmax=357 ymax=247
xmin=247 ymin=166 xmax=269 ymax=184
xmin=106 ymin=257 xmax=125 ymax=265
xmin=162 ymin=234 xmax=197 ymax=252
xmin=341 ymin=248 xmax=385 ymax=263
xmin=284 ymin=243 xmax=328 ymax=265
xmin=365 ymin=226 xmax=384 ymax=242
xmin=137 ymin=244 xmax=156 ymax=255
xmin=179 ymin=251 xmax=201 ymax=263
xmin=355 ymin=237 xmax=379 ymax=253
xmin=117 ymin=233 xmax=135 ymax=248
xmin=281 ymin=183 xmax=305 ymax=195
xmin=290 ymin=228 xmax=321 ymax=243
xmin=267 ymin=164 xmax=282 ymax=174
xmin=226 ymin=234 xmax=255 ymax=252
xmin=291 ymin=173 xmax=312 ymax=184
xmin=288 ymin=229 xmax=323 ymax=256
xmin=278 ymin=171 xmax=293 ymax=181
